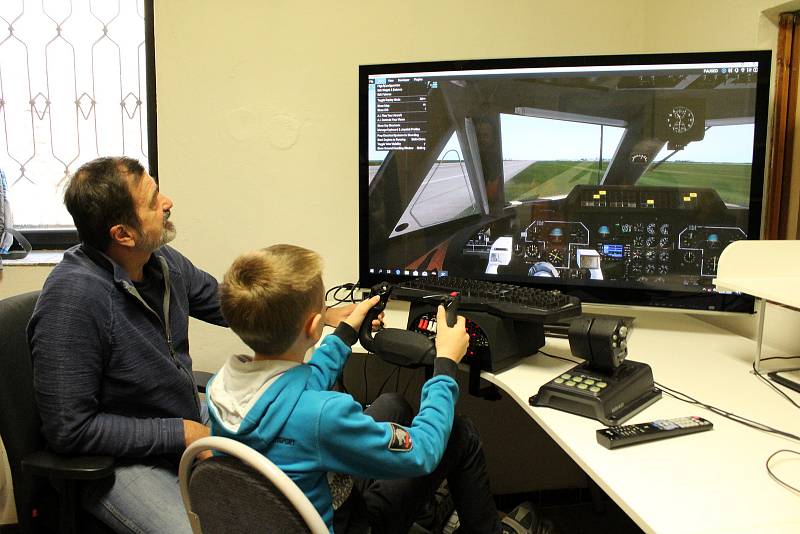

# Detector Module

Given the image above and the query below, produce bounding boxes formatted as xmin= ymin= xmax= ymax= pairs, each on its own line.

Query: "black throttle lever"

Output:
xmin=441 ymin=291 xmax=460 ymax=327
xmin=358 ymin=282 xmax=392 ymax=349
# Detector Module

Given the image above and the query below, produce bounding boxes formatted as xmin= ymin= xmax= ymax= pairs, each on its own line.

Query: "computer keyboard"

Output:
xmin=397 ymin=276 xmax=582 ymax=323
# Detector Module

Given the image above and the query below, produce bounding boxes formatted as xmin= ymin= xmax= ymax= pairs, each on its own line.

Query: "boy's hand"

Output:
xmin=327 ymin=300 xmax=384 ymax=330
xmin=342 ymin=295 xmax=382 ymax=331
xmin=434 ymin=305 xmax=469 ymax=363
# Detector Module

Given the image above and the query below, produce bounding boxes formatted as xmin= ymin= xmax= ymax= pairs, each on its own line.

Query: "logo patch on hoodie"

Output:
xmin=387 ymin=423 xmax=413 ymax=452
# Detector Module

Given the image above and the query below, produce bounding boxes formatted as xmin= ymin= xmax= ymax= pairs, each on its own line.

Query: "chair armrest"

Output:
xmin=194 ymin=370 xmax=214 ymax=394
xmin=22 ymin=450 xmax=114 ymax=480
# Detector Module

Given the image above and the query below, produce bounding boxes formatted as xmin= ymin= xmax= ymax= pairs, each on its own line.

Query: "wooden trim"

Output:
xmin=783 ymin=16 xmax=800 ymax=237
xmin=766 ymin=13 xmax=800 ymax=239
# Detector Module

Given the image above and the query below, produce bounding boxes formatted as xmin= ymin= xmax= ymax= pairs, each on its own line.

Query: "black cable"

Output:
xmin=758 ymin=355 xmax=800 ymax=395
xmin=751 ymin=362 xmax=800 ymax=410
xmin=766 ymin=449 xmax=800 ymax=494
xmin=538 ymin=349 xmax=581 ymax=365
xmin=654 ymin=381 xmax=800 ymax=443
xmin=760 ymin=356 xmax=800 ymax=362
xmin=326 ymin=282 xmax=361 ymax=308
xmin=654 ymin=375 xmax=800 ymax=497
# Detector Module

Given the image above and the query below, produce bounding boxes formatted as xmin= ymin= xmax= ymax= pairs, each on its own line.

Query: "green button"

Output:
xmin=565 ymin=381 xmax=576 ymax=387
xmin=597 ymin=382 xmax=608 ymax=388
xmin=560 ymin=374 xmax=571 ymax=380
xmin=554 ymin=378 xmax=564 ymax=384
xmin=583 ymin=379 xmax=595 ymax=385
xmin=572 ymin=376 xmax=583 ymax=383
xmin=577 ymin=383 xmax=588 ymax=390
xmin=590 ymin=386 xmax=601 ymax=393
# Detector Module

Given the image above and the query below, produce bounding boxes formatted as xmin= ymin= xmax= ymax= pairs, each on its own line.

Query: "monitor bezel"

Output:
xmin=359 ymin=50 xmax=771 ymax=314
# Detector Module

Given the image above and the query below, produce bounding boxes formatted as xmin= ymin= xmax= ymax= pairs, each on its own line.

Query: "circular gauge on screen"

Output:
xmin=547 ymin=248 xmax=563 ymax=266
xmin=666 ymin=106 xmax=695 ymax=133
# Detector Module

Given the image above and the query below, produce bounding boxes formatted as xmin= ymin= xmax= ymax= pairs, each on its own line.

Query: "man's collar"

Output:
xmin=80 ymin=243 xmax=167 ymax=285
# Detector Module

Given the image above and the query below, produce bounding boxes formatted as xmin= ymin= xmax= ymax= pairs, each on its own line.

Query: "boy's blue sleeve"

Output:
xmin=306 ymin=323 xmax=357 ymax=391
xmin=316 ymin=373 xmax=459 ymax=479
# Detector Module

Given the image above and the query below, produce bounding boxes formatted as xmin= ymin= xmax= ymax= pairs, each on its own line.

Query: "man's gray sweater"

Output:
xmin=28 ymin=244 xmax=225 ymax=457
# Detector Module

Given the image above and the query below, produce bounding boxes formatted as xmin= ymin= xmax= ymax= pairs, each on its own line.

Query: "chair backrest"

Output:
xmin=0 ymin=291 xmax=44 ymax=529
xmin=179 ymin=436 xmax=328 ymax=534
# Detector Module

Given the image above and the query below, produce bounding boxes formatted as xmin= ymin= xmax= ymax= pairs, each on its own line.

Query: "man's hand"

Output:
xmin=183 ymin=418 xmax=210 ymax=450
xmin=325 ymin=303 xmax=355 ymax=327
xmin=434 ymin=305 xmax=469 ymax=364
xmin=183 ymin=419 xmax=212 ymax=460
xmin=326 ymin=300 xmax=384 ymax=330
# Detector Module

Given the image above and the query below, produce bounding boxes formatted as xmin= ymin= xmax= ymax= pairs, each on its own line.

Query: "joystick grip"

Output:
xmin=360 ymin=282 xmax=394 ymax=351
xmin=371 ymin=282 xmax=393 ymax=313
xmin=442 ymin=292 xmax=460 ymax=328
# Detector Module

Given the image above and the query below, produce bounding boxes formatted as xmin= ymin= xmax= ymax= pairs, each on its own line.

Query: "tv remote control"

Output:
xmin=596 ymin=416 xmax=712 ymax=449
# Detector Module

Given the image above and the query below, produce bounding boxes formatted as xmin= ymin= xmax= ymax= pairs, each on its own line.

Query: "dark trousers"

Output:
xmin=334 ymin=393 xmax=502 ymax=534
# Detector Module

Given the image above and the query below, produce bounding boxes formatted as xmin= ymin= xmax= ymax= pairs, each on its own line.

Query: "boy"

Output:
xmin=207 ymin=245 xmax=528 ymax=533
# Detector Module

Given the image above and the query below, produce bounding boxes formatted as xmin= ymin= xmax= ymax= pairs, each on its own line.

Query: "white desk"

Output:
xmin=357 ymin=304 xmax=800 ymax=533
xmin=485 ymin=311 xmax=800 ymax=534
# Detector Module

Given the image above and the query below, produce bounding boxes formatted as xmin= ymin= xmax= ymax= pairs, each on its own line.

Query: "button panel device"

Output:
xmin=530 ymin=316 xmax=661 ymax=425
xmin=531 ymin=360 xmax=660 ymax=426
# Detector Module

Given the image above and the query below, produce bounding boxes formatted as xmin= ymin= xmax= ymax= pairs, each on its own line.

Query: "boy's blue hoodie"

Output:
xmin=206 ymin=323 xmax=460 ymax=532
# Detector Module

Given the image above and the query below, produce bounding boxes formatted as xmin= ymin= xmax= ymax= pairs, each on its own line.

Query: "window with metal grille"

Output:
xmin=0 ymin=0 xmax=156 ymax=249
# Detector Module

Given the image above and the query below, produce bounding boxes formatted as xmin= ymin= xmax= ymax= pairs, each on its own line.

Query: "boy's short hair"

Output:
xmin=220 ymin=244 xmax=325 ymax=355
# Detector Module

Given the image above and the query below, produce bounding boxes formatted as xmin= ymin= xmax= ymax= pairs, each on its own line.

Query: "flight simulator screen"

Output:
xmin=359 ymin=52 xmax=770 ymax=312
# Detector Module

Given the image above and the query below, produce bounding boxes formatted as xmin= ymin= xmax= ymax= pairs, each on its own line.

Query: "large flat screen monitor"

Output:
xmin=359 ymin=51 xmax=771 ymax=313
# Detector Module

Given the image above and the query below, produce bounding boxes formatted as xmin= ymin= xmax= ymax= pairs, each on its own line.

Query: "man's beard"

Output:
xmin=139 ymin=218 xmax=176 ymax=252
xmin=160 ymin=220 xmax=177 ymax=247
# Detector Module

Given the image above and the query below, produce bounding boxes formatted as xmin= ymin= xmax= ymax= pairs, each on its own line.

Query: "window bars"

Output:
xmin=0 ymin=0 xmax=151 ymax=232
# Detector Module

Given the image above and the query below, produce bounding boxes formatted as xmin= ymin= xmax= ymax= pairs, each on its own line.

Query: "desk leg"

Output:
xmin=755 ymin=298 xmax=767 ymax=372
xmin=587 ymin=475 xmax=606 ymax=514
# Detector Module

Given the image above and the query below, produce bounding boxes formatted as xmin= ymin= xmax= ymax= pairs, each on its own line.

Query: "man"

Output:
xmin=28 ymin=156 xmax=355 ymax=533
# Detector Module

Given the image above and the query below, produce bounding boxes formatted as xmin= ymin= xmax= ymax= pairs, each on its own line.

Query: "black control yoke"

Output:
xmin=359 ymin=282 xmax=460 ymax=368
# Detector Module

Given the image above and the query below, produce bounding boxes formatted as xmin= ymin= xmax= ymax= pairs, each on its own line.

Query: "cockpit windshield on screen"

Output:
xmin=362 ymin=54 xmax=769 ymax=311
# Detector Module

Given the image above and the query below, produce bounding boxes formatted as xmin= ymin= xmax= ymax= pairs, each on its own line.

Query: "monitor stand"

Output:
xmin=530 ymin=360 xmax=661 ymax=426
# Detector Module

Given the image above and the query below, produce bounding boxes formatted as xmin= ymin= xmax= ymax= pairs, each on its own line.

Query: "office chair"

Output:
xmin=0 ymin=291 xmax=213 ymax=533
xmin=0 ymin=291 xmax=114 ymax=533
xmin=179 ymin=436 xmax=328 ymax=534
